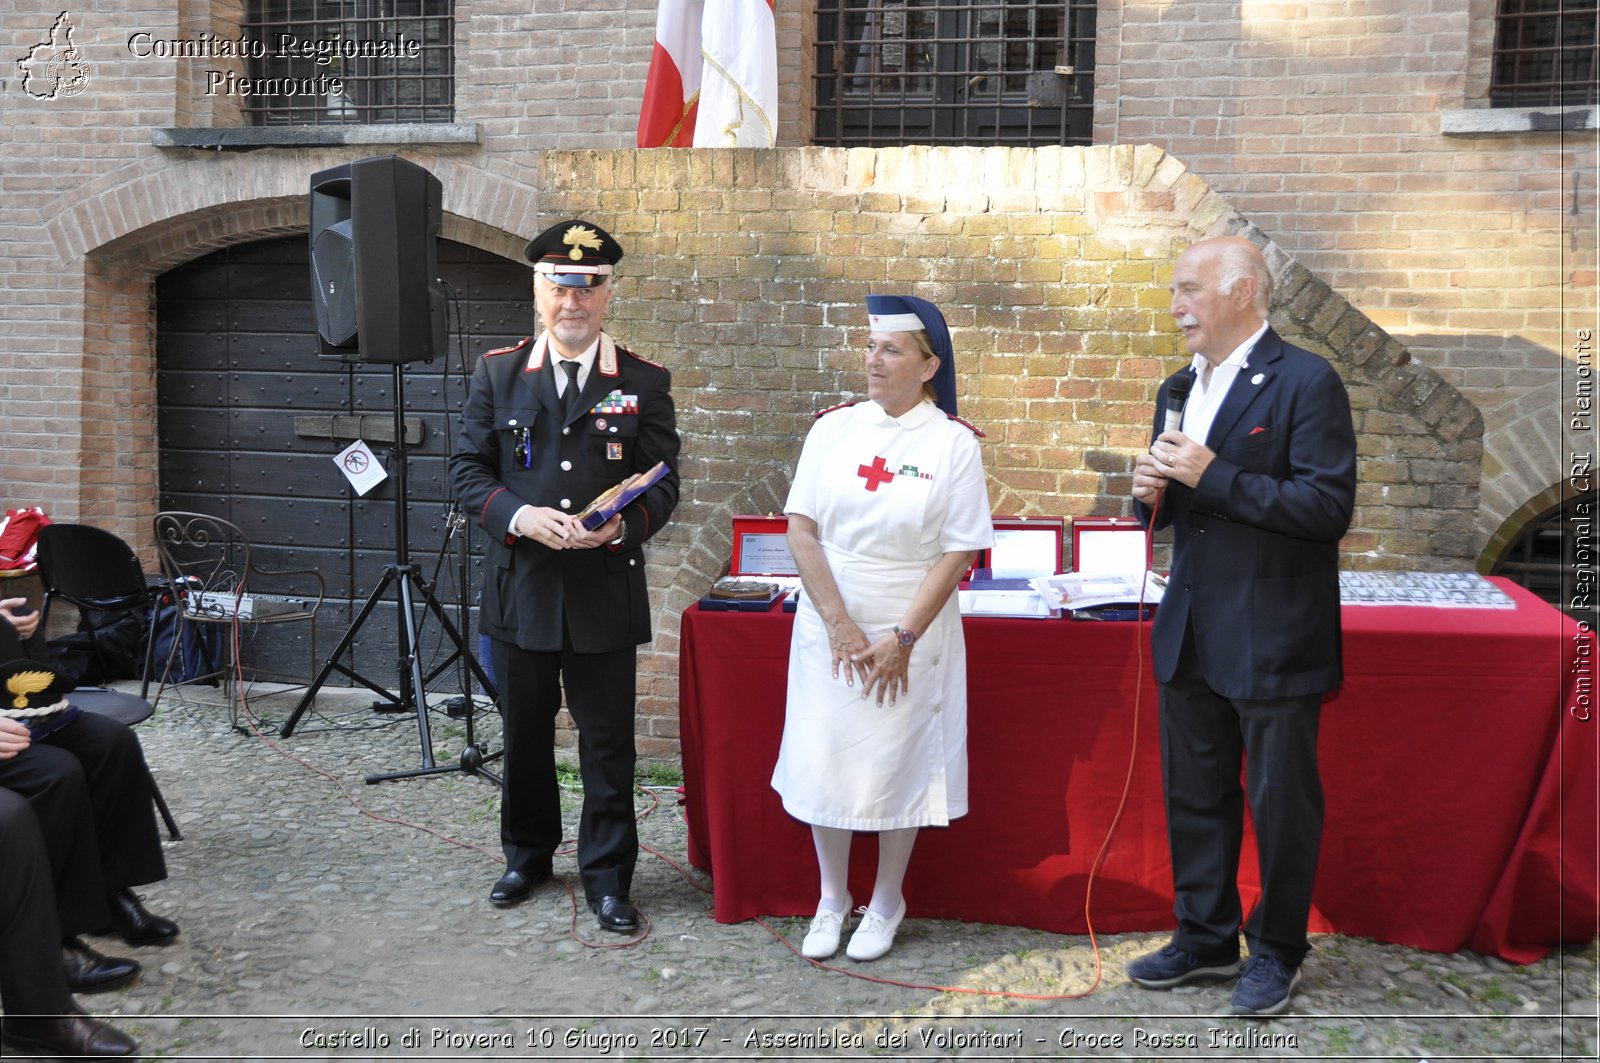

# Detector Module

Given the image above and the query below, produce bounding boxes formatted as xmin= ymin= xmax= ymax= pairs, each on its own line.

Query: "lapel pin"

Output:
xmin=1251 ymin=373 xmax=1265 ymax=385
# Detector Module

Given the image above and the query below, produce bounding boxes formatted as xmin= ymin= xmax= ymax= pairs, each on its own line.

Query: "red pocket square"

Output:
xmin=1248 ymin=426 xmax=1267 ymax=436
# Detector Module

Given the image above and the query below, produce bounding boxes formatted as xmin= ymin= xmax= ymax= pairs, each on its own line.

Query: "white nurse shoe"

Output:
xmin=845 ymin=899 xmax=906 ymax=961
xmin=801 ymin=896 xmax=852 ymax=959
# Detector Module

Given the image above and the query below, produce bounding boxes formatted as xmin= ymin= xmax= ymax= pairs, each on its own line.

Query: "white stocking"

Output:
xmin=868 ymin=826 xmax=919 ymax=917
xmin=811 ymin=825 xmax=852 ymax=911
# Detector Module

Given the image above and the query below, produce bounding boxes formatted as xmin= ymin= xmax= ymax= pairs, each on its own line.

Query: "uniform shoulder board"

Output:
xmin=945 ymin=412 xmax=985 ymax=438
xmin=485 ymin=337 xmax=531 ymax=358
xmin=813 ymin=400 xmax=861 ymax=419
xmin=615 ymin=343 xmax=667 ymax=370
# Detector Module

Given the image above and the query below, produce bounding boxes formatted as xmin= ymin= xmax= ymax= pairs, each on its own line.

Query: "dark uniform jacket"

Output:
xmin=1137 ymin=327 xmax=1357 ymax=701
xmin=450 ymin=332 xmax=680 ymax=654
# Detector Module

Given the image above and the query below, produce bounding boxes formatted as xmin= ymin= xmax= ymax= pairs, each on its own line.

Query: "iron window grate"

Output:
xmin=813 ymin=0 xmax=1096 ymax=147
xmin=241 ymin=0 xmax=454 ymax=126
xmin=1490 ymin=0 xmax=1598 ymax=107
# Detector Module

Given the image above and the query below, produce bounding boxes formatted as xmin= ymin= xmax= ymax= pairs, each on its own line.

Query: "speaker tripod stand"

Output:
xmin=279 ymin=364 xmax=501 ymax=788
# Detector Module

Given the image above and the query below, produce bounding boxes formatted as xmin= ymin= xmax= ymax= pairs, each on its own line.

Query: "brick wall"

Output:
xmin=537 ymin=145 xmax=1481 ymax=753
xmin=1101 ymin=0 xmax=1599 ymax=555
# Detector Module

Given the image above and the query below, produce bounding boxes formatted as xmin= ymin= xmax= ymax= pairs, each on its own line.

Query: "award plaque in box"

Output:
xmin=698 ymin=578 xmax=788 ymax=612
xmin=968 ymin=516 xmax=1066 ymax=582
xmin=576 ymin=461 xmax=670 ymax=532
xmin=1070 ymin=516 xmax=1147 ymax=574
xmin=984 ymin=516 xmax=1066 ymax=579
xmin=731 ymin=515 xmax=797 ymax=579
xmin=960 ymin=516 xmax=1065 ymax=617
xmin=699 ymin=515 xmax=799 ymax=612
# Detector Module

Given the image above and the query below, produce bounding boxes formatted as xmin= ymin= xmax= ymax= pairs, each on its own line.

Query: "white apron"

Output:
xmin=770 ymin=400 xmax=989 ymax=831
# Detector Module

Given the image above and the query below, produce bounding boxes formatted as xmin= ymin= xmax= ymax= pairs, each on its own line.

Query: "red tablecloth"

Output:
xmin=679 ymin=579 xmax=1597 ymax=963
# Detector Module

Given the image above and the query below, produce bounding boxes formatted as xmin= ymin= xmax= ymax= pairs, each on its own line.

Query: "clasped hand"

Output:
xmin=513 ymin=507 xmax=621 ymax=550
xmin=1131 ymin=430 xmax=1213 ymax=503
xmin=825 ymin=618 xmax=910 ymax=707
xmin=0 ymin=597 xmax=38 ymax=639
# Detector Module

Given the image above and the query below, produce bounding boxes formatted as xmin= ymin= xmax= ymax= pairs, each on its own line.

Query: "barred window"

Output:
xmin=1492 ymin=497 xmax=1595 ymax=624
xmin=242 ymin=0 xmax=454 ymax=125
xmin=1490 ymin=0 xmax=1598 ymax=107
xmin=813 ymin=0 xmax=1095 ymax=146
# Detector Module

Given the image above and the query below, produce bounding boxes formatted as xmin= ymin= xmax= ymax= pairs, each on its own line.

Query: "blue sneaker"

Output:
xmin=1127 ymin=942 xmax=1241 ymax=988
xmin=1230 ymin=954 xmax=1303 ymax=1016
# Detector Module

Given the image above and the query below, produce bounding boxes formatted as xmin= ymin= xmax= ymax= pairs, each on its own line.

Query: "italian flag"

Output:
xmin=638 ymin=0 xmax=777 ymax=148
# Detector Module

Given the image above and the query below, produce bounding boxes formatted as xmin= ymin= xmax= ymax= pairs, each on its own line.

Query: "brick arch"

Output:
xmin=1478 ymin=386 xmax=1576 ymax=558
xmin=1479 ymin=478 xmax=1584 ymax=574
xmin=47 ymin=155 xmax=541 ymax=268
xmin=66 ymin=158 xmax=542 ymax=549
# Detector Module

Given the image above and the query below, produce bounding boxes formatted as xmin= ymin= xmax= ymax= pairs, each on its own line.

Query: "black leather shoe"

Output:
xmin=62 ymin=937 xmax=141 ymax=994
xmin=590 ymin=895 xmax=640 ymax=933
xmin=1 ymin=1013 xmax=140 ymax=1058
xmin=489 ymin=869 xmax=548 ymax=908
xmin=108 ymin=888 xmax=179 ymax=947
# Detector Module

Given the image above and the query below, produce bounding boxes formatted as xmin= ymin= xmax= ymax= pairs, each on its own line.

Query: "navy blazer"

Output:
xmin=1137 ymin=328 xmax=1357 ymax=700
xmin=449 ymin=333 xmax=681 ymax=654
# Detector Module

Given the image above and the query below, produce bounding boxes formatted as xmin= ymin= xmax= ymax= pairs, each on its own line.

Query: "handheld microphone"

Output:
xmin=1150 ymin=370 xmax=1196 ymax=519
xmin=1161 ymin=371 xmax=1195 ymax=435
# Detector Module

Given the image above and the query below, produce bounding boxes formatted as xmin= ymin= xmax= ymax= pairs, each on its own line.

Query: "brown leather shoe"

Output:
xmin=1 ymin=1012 xmax=140 ymax=1058
xmin=62 ymin=937 xmax=141 ymax=993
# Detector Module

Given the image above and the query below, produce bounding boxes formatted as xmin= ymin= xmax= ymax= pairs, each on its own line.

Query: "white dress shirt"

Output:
xmin=540 ymin=336 xmax=601 ymax=397
xmin=1181 ymin=322 xmax=1268 ymax=447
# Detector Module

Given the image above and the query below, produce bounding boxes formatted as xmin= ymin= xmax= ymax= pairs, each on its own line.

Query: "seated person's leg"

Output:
xmin=0 ymin=736 xmax=113 ymax=936
xmin=34 ymin=712 xmax=178 ymax=946
xmin=0 ymin=790 xmax=138 ymax=1059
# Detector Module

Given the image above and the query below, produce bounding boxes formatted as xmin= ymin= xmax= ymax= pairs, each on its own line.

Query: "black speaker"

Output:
xmin=309 ymin=155 xmax=446 ymax=363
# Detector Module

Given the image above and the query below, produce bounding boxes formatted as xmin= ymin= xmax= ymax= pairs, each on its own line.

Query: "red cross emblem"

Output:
xmin=857 ymin=455 xmax=895 ymax=492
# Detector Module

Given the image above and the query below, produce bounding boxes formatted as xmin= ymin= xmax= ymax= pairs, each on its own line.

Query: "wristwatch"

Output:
xmin=893 ymin=624 xmax=916 ymax=647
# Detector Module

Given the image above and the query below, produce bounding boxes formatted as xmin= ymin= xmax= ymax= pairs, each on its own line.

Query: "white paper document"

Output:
xmin=1030 ymin=571 xmax=1167 ymax=611
xmin=959 ymin=590 xmax=1058 ymax=618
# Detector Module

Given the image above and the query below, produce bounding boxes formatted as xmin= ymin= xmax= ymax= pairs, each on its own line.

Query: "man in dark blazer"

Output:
xmin=1128 ymin=236 xmax=1357 ymax=1016
xmin=450 ymin=220 xmax=680 ymax=932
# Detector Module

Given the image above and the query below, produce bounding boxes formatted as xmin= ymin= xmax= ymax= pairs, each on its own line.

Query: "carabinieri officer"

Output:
xmin=450 ymin=219 xmax=681 ymax=932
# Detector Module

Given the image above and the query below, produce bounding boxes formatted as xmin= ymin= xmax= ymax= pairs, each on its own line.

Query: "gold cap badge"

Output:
xmin=7 ymin=669 xmax=52 ymax=709
xmin=564 ymin=224 xmax=603 ymax=262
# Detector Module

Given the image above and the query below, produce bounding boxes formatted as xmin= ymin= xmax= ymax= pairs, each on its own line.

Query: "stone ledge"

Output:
xmin=1440 ymin=106 xmax=1596 ymax=136
xmin=152 ymin=123 xmax=481 ymax=150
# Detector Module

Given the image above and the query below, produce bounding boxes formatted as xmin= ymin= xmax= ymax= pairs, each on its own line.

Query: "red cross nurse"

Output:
xmin=770 ymin=295 xmax=994 ymax=962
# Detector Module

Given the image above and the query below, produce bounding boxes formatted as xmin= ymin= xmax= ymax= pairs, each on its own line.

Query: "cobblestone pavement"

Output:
xmin=22 ymin=683 xmax=1597 ymax=1062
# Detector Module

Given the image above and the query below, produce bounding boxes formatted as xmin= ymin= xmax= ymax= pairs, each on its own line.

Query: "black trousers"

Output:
xmin=0 ymin=789 xmax=75 ymax=1015
xmin=491 ymin=636 xmax=638 ymax=903
xmin=1157 ymin=639 xmax=1325 ymax=967
xmin=0 ymin=711 xmax=167 ymax=936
